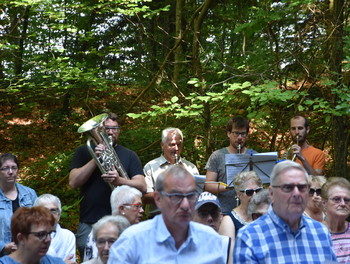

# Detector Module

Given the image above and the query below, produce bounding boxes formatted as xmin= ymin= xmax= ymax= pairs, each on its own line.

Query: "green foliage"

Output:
xmin=20 ymin=151 xmax=80 ymax=231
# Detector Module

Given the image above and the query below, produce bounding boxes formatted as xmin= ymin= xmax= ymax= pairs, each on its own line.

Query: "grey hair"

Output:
xmin=92 ymin=215 xmax=130 ymax=241
xmin=110 ymin=185 xmax=142 ymax=215
xmin=155 ymin=165 xmax=192 ymax=192
xmin=247 ymin=189 xmax=271 ymax=220
xmin=161 ymin=128 xmax=183 ymax=144
xmin=34 ymin=193 xmax=62 ymax=214
xmin=270 ymin=160 xmax=308 ymax=185
xmin=233 ymin=171 xmax=262 ymax=193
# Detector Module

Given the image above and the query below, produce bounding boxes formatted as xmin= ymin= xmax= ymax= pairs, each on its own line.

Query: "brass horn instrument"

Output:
xmin=77 ymin=114 xmax=130 ymax=189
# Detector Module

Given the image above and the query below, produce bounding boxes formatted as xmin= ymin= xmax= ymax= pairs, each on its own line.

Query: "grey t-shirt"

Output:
xmin=205 ymin=147 xmax=257 ymax=213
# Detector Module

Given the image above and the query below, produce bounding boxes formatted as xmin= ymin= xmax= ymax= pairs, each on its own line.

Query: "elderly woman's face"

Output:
xmin=96 ymin=223 xmax=119 ymax=264
xmin=326 ymin=185 xmax=350 ymax=219
xmin=42 ymin=201 xmax=60 ymax=224
xmin=122 ymin=195 xmax=144 ymax=224
xmin=238 ymin=179 xmax=262 ymax=204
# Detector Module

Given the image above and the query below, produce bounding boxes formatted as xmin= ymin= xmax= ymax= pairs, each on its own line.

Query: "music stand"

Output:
xmin=225 ymin=152 xmax=278 ymax=185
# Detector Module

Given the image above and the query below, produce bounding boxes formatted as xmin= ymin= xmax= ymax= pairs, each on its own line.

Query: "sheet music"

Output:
xmin=225 ymin=152 xmax=278 ymax=185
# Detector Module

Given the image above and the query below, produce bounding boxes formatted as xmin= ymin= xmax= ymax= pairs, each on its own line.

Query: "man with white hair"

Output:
xmin=34 ymin=194 xmax=76 ymax=264
xmin=143 ymin=127 xmax=199 ymax=207
xmin=234 ymin=160 xmax=336 ymax=263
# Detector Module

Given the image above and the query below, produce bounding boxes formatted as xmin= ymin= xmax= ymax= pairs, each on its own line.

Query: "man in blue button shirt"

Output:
xmin=108 ymin=165 xmax=226 ymax=264
xmin=234 ymin=160 xmax=337 ymax=264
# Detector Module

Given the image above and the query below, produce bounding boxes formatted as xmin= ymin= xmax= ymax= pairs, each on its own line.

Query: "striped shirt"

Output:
xmin=331 ymin=222 xmax=350 ymax=263
xmin=234 ymin=205 xmax=337 ymax=264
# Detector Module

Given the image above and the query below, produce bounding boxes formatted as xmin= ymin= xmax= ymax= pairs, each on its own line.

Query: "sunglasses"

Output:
xmin=239 ymin=187 xmax=263 ymax=197
xmin=309 ymin=188 xmax=322 ymax=196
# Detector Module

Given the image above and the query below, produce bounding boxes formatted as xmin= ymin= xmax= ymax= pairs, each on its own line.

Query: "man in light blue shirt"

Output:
xmin=234 ymin=160 xmax=337 ymax=264
xmin=108 ymin=165 xmax=225 ymax=264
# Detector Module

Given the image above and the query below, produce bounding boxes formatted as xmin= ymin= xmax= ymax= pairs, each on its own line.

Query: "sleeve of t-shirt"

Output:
xmin=205 ymin=151 xmax=219 ymax=173
xmin=125 ymin=150 xmax=144 ymax=178
xmin=313 ymin=150 xmax=325 ymax=170
xmin=69 ymin=145 xmax=91 ymax=171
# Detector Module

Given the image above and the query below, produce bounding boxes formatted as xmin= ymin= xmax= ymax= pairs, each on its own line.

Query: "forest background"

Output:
xmin=1 ymin=0 xmax=349 ymax=231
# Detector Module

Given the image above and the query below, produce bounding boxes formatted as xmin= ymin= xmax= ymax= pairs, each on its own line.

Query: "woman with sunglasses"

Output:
xmin=303 ymin=175 xmax=326 ymax=222
xmin=219 ymin=171 xmax=262 ymax=241
xmin=0 ymin=206 xmax=64 ymax=264
xmin=322 ymin=177 xmax=350 ymax=263
xmin=0 ymin=153 xmax=37 ymax=256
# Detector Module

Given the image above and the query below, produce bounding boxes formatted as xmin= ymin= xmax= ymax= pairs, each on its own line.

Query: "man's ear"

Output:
xmin=154 ymin=191 xmax=162 ymax=209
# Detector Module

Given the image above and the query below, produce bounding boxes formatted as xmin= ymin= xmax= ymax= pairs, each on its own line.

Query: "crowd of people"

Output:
xmin=0 ymin=112 xmax=348 ymax=264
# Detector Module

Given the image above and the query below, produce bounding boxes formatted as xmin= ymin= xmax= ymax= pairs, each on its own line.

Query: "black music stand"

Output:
xmin=225 ymin=152 xmax=278 ymax=185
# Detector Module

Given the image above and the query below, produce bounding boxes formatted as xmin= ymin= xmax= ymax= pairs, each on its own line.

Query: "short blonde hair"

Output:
xmin=233 ymin=171 xmax=262 ymax=193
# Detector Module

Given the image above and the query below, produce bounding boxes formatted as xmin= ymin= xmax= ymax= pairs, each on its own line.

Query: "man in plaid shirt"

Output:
xmin=234 ymin=160 xmax=336 ymax=264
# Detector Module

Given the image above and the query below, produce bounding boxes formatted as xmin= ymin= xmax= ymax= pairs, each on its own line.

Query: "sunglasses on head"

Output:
xmin=240 ymin=187 xmax=263 ymax=197
xmin=309 ymin=188 xmax=322 ymax=196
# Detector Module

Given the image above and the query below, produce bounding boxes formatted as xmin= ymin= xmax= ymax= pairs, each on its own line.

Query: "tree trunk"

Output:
xmin=326 ymin=0 xmax=349 ymax=178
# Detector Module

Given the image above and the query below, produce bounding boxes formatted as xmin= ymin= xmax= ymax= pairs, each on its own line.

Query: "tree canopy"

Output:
xmin=0 ymin=0 xmax=349 ymax=230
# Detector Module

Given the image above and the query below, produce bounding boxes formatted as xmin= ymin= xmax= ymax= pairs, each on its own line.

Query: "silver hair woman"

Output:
xmin=322 ymin=177 xmax=350 ymax=263
xmin=83 ymin=215 xmax=130 ymax=264
xmin=83 ymin=185 xmax=143 ymax=262
xmin=34 ymin=194 xmax=76 ymax=263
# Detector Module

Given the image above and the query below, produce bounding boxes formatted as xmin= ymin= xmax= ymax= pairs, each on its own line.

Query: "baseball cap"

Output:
xmin=195 ymin=192 xmax=221 ymax=210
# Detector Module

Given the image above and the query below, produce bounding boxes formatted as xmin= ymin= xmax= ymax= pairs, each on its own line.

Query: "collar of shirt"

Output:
xmin=155 ymin=215 xmax=195 ymax=249
xmin=159 ymin=154 xmax=183 ymax=167
xmin=268 ymin=205 xmax=306 ymax=235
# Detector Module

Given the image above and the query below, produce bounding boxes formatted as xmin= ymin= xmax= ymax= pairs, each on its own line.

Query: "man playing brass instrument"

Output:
xmin=289 ymin=115 xmax=325 ymax=175
xmin=143 ymin=128 xmax=199 ymax=208
xmin=69 ymin=112 xmax=146 ymax=257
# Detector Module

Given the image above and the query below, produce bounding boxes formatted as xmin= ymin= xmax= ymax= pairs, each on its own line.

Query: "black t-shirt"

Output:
xmin=69 ymin=144 xmax=144 ymax=224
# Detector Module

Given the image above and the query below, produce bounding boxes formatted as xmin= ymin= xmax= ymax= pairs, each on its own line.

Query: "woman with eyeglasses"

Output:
xmin=219 ymin=171 xmax=263 ymax=241
xmin=82 ymin=215 xmax=129 ymax=264
xmin=83 ymin=185 xmax=143 ymax=262
xmin=0 ymin=206 xmax=64 ymax=264
xmin=322 ymin=177 xmax=350 ymax=263
xmin=303 ymin=175 xmax=326 ymax=222
xmin=0 ymin=153 xmax=37 ymax=256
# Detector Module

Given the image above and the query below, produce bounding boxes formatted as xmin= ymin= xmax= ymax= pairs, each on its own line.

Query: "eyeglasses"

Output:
xmin=96 ymin=239 xmax=116 ymax=248
xmin=0 ymin=166 xmax=18 ymax=172
xmin=105 ymin=126 xmax=120 ymax=131
xmin=48 ymin=208 xmax=60 ymax=215
xmin=271 ymin=184 xmax=309 ymax=193
xmin=231 ymin=131 xmax=247 ymax=138
xmin=160 ymin=191 xmax=199 ymax=205
xmin=309 ymin=188 xmax=322 ymax=196
xmin=240 ymin=187 xmax=263 ymax=197
xmin=329 ymin=196 xmax=350 ymax=205
xmin=29 ymin=230 xmax=56 ymax=241
xmin=123 ymin=203 xmax=143 ymax=210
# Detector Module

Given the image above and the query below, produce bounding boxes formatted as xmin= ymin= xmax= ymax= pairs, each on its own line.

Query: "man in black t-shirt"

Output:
xmin=69 ymin=113 xmax=146 ymax=257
